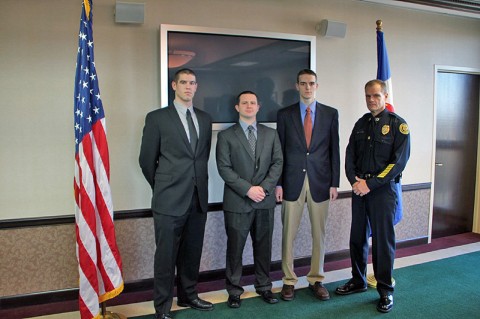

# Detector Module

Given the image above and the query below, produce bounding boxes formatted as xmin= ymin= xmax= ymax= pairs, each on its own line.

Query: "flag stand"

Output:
xmin=366 ymin=20 xmax=398 ymax=290
xmin=366 ymin=274 xmax=396 ymax=288
xmin=100 ymin=302 xmax=127 ymax=319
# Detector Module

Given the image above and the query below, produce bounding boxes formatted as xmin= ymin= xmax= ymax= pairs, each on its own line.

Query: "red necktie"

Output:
xmin=304 ymin=106 xmax=312 ymax=149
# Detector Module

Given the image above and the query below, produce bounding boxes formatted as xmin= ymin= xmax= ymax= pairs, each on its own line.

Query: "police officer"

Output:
xmin=335 ymin=79 xmax=410 ymax=313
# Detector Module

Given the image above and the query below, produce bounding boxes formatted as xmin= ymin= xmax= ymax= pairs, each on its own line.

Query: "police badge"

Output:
xmin=382 ymin=125 xmax=390 ymax=135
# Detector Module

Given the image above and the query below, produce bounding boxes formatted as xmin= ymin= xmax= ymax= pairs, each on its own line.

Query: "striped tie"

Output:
xmin=248 ymin=125 xmax=256 ymax=156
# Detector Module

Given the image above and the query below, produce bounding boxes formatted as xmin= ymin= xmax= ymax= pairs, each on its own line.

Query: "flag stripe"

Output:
xmin=74 ymin=1 xmax=123 ymax=318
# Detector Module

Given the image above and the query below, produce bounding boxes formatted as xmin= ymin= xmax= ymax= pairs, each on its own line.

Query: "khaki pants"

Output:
xmin=281 ymin=175 xmax=330 ymax=286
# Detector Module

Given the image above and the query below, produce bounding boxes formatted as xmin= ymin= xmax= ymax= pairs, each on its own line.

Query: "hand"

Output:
xmin=247 ymin=186 xmax=266 ymax=203
xmin=330 ymin=187 xmax=338 ymax=201
xmin=352 ymin=177 xmax=370 ymax=197
xmin=275 ymin=186 xmax=283 ymax=202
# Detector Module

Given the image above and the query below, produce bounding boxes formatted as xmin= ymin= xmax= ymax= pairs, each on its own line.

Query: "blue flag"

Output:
xmin=376 ymin=21 xmax=403 ymax=225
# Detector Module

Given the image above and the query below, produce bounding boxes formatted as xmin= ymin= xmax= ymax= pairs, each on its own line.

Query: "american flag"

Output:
xmin=376 ymin=20 xmax=403 ymax=225
xmin=74 ymin=1 xmax=123 ymax=318
xmin=376 ymin=20 xmax=395 ymax=112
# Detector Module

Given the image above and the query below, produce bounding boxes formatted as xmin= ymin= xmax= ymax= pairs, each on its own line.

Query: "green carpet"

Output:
xmin=133 ymin=251 xmax=480 ymax=319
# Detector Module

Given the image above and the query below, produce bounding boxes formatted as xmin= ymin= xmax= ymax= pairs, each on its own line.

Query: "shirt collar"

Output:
xmin=300 ymin=100 xmax=316 ymax=115
xmin=239 ymin=119 xmax=257 ymax=132
xmin=173 ymin=101 xmax=194 ymax=116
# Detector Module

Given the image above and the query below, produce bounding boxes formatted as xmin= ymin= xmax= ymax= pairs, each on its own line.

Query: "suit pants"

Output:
xmin=281 ymin=175 xmax=330 ymax=286
xmin=350 ymin=180 xmax=396 ymax=295
xmin=152 ymin=189 xmax=207 ymax=315
xmin=224 ymin=208 xmax=274 ymax=296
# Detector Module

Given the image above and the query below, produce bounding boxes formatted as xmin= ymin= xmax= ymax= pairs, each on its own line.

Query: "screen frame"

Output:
xmin=159 ymin=24 xmax=316 ymax=130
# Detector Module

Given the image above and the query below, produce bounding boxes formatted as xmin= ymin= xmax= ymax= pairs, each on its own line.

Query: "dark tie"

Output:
xmin=186 ymin=109 xmax=198 ymax=152
xmin=304 ymin=106 xmax=312 ymax=149
xmin=248 ymin=125 xmax=256 ymax=156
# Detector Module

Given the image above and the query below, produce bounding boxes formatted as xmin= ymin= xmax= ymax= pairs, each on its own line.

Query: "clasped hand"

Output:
xmin=352 ymin=177 xmax=370 ymax=197
xmin=247 ymin=186 xmax=266 ymax=203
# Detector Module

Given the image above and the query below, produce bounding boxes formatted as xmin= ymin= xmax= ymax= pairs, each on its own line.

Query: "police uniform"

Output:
xmin=345 ymin=109 xmax=410 ymax=296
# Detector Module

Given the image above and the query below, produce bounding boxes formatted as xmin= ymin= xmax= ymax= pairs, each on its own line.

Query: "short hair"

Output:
xmin=296 ymin=69 xmax=317 ymax=83
xmin=236 ymin=90 xmax=258 ymax=104
xmin=365 ymin=79 xmax=387 ymax=93
xmin=173 ymin=68 xmax=196 ymax=82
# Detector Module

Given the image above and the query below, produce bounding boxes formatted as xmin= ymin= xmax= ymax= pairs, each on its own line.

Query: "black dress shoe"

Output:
xmin=177 ymin=298 xmax=214 ymax=311
xmin=155 ymin=313 xmax=172 ymax=319
xmin=377 ymin=294 xmax=394 ymax=313
xmin=227 ymin=295 xmax=241 ymax=308
xmin=335 ymin=280 xmax=367 ymax=295
xmin=256 ymin=290 xmax=279 ymax=304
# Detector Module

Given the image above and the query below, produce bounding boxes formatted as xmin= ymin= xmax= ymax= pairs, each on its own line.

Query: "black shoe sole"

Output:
xmin=177 ymin=302 xmax=214 ymax=311
xmin=335 ymin=286 xmax=367 ymax=295
xmin=377 ymin=305 xmax=393 ymax=313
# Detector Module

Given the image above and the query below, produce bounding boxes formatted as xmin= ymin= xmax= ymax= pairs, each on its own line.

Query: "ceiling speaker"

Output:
xmin=317 ymin=20 xmax=347 ymax=38
xmin=115 ymin=2 xmax=145 ymax=24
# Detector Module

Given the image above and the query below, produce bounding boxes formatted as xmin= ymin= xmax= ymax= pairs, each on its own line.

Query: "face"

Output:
xmin=235 ymin=93 xmax=259 ymax=122
xmin=365 ymin=83 xmax=388 ymax=116
xmin=172 ymin=73 xmax=197 ymax=105
xmin=296 ymin=74 xmax=318 ymax=103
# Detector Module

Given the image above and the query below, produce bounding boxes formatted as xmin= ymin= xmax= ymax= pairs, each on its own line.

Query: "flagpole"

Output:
xmin=100 ymin=302 xmax=127 ymax=319
xmin=366 ymin=19 xmax=396 ymax=290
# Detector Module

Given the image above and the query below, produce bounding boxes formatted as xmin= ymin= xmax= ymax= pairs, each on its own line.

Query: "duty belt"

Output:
xmin=358 ymin=173 xmax=375 ymax=180
xmin=359 ymin=173 xmax=401 ymax=183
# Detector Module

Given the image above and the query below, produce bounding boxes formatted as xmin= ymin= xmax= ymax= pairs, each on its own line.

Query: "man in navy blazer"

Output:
xmin=276 ymin=69 xmax=340 ymax=302
xmin=139 ymin=69 xmax=213 ymax=319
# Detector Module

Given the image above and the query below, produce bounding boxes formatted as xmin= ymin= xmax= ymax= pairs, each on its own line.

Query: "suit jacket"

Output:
xmin=216 ymin=123 xmax=283 ymax=213
xmin=139 ymin=105 xmax=212 ymax=215
xmin=277 ymin=102 xmax=340 ymax=202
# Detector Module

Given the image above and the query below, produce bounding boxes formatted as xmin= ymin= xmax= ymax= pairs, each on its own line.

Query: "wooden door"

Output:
xmin=432 ymin=71 xmax=479 ymax=238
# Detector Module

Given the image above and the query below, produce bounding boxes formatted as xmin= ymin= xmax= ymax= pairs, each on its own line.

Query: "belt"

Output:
xmin=358 ymin=173 xmax=375 ymax=180
xmin=359 ymin=173 xmax=401 ymax=183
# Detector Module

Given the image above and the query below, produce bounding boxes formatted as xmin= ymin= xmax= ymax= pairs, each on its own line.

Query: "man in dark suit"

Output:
xmin=276 ymin=69 xmax=340 ymax=302
xmin=139 ymin=68 xmax=213 ymax=319
xmin=216 ymin=91 xmax=283 ymax=309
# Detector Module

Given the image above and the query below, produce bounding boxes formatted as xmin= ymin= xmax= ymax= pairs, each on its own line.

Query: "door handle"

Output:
xmin=435 ymin=163 xmax=444 ymax=167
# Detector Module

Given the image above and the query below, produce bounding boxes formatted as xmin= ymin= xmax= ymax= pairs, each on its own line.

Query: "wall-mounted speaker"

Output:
xmin=115 ymin=2 xmax=145 ymax=24
xmin=316 ymin=20 xmax=347 ymax=38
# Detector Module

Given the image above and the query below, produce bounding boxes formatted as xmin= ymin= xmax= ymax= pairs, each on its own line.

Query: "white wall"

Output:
xmin=1 ymin=0 xmax=479 ymax=220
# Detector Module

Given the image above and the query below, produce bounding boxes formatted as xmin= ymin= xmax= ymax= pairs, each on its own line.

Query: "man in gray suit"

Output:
xmin=216 ymin=91 xmax=283 ymax=309
xmin=139 ymin=69 xmax=213 ymax=319
xmin=276 ymin=69 xmax=340 ymax=302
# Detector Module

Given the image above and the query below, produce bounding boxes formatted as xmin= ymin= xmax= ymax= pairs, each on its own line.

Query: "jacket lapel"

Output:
xmin=310 ymin=102 xmax=324 ymax=150
xmin=167 ymin=106 xmax=194 ymax=156
xmin=234 ymin=124 xmax=255 ymax=161
xmin=255 ymin=125 xmax=266 ymax=160
xmin=291 ymin=103 xmax=308 ymax=149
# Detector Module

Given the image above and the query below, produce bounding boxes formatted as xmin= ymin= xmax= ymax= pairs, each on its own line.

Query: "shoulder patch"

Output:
xmin=399 ymin=123 xmax=409 ymax=135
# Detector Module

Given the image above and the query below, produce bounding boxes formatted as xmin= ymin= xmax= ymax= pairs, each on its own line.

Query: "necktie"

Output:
xmin=304 ymin=106 xmax=312 ymax=149
xmin=186 ymin=109 xmax=198 ymax=152
xmin=248 ymin=125 xmax=256 ymax=156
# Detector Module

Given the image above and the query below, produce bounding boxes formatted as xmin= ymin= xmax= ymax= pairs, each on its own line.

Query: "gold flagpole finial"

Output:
xmin=84 ymin=0 xmax=91 ymax=21
xmin=376 ymin=20 xmax=383 ymax=31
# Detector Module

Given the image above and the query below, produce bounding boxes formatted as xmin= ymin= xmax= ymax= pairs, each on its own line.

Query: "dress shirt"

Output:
xmin=300 ymin=100 xmax=316 ymax=127
xmin=174 ymin=101 xmax=200 ymax=142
